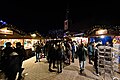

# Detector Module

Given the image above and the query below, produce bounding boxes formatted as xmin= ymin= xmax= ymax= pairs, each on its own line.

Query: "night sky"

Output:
xmin=0 ymin=1 xmax=120 ymax=34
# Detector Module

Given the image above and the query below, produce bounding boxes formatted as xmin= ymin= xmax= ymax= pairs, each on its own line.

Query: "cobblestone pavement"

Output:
xmin=1 ymin=56 xmax=120 ymax=80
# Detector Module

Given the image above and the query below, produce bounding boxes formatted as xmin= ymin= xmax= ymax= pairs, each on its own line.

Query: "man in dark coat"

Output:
xmin=35 ymin=44 xmax=41 ymax=62
xmin=88 ymin=42 xmax=94 ymax=64
xmin=93 ymin=44 xmax=101 ymax=76
xmin=14 ymin=42 xmax=26 ymax=80
xmin=48 ymin=43 xmax=57 ymax=72
xmin=77 ymin=43 xmax=87 ymax=74
xmin=1 ymin=42 xmax=19 ymax=80
xmin=56 ymin=43 xmax=63 ymax=73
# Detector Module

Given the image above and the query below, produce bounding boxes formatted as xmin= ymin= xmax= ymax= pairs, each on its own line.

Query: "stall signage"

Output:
xmin=112 ymin=36 xmax=120 ymax=44
xmin=96 ymin=29 xmax=107 ymax=35
xmin=0 ymin=27 xmax=13 ymax=34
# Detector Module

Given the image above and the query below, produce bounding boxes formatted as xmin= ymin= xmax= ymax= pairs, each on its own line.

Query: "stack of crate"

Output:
xmin=104 ymin=46 xmax=114 ymax=78
xmin=98 ymin=46 xmax=115 ymax=80
xmin=98 ymin=46 xmax=105 ymax=75
xmin=112 ymin=48 xmax=119 ymax=73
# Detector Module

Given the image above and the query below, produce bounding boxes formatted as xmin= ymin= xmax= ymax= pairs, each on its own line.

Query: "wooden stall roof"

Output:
xmin=86 ymin=25 xmax=120 ymax=37
xmin=0 ymin=26 xmax=43 ymax=39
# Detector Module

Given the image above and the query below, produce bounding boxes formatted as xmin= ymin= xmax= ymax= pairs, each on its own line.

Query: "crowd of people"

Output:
xmin=43 ymin=40 xmax=101 ymax=75
xmin=31 ymin=40 xmax=80 ymax=73
xmin=0 ymin=42 xmax=26 ymax=80
xmin=0 ymin=39 xmax=112 ymax=80
xmin=43 ymin=40 xmax=90 ymax=74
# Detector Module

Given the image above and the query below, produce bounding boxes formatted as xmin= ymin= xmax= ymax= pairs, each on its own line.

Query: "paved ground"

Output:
xmin=1 ymin=56 xmax=120 ymax=80
xmin=20 ymin=56 xmax=120 ymax=80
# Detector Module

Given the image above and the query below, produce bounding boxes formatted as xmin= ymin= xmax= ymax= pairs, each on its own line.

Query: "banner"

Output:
xmin=64 ymin=20 xmax=68 ymax=30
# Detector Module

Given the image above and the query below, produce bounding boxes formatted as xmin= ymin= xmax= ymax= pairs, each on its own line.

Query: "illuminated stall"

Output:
xmin=71 ymin=37 xmax=88 ymax=45
xmin=24 ymin=39 xmax=40 ymax=50
xmin=0 ymin=39 xmax=23 ymax=47
xmin=0 ymin=27 xmax=43 ymax=48
xmin=86 ymin=25 xmax=119 ymax=46
xmin=23 ymin=32 xmax=44 ymax=58
xmin=64 ymin=32 xmax=88 ymax=45
xmin=24 ymin=32 xmax=43 ymax=51
xmin=86 ymin=25 xmax=120 ymax=73
xmin=0 ymin=27 xmax=24 ymax=47
xmin=0 ymin=27 xmax=43 ymax=58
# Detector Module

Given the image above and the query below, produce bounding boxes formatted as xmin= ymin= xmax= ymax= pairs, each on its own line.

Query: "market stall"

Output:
xmin=86 ymin=25 xmax=120 ymax=74
xmin=71 ymin=37 xmax=88 ymax=45
xmin=0 ymin=27 xmax=25 ymax=47
xmin=0 ymin=27 xmax=43 ymax=58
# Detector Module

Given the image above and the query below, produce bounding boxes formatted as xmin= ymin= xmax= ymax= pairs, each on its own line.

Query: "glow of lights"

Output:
xmin=0 ymin=20 xmax=3 ymax=22
xmin=64 ymin=39 xmax=67 ymax=41
xmin=54 ymin=38 xmax=56 ymax=40
xmin=96 ymin=29 xmax=107 ymax=35
xmin=3 ymin=22 xmax=6 ymax=24
xmin=100 ymin=35 xmax=105 ymax=38
xmin=0 ymin=27 xmax=13 ymax=34
xmin=31 ymin=34 xmax=36 ymax=37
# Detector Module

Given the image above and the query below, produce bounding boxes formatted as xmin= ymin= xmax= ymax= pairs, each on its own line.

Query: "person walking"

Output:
xmin=35 ymin=41 xmax=41 ymax=63
xmin=77 ymin=43 xmax=87 ymax=74
xmin=71 ymin=41 xmax=75 ymax=63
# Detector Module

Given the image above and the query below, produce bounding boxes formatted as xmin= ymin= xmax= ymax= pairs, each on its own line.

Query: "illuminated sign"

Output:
xmin=96 ymin=29 xmax=107 ymax=35
xmin=0 ymin=27 xmax=13 ymax=34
